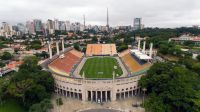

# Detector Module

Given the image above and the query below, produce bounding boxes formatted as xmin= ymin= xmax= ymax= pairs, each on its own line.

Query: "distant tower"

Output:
xmin=133 ymin=18 xmax=142 ymax=30
xmin=83 ymin=15 xmax=86 ymax=30
xmin=106 ymin=8 xmax=109 ymax=31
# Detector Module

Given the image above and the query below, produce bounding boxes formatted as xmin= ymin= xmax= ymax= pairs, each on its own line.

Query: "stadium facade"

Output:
xmin=42 ymin=38 xmax=156 ymax=102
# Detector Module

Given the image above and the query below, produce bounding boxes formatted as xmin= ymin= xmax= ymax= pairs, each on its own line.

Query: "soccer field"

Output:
xmin=80 ymin=57 xmax=123 ymax=78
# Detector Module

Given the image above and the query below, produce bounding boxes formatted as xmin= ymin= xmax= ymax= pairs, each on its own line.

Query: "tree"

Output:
xmin=29 ymin=99 xmax=53 ymax=112
xmin=159 ymin=44 xmax=168 ymax=54
xmin=7 ymin=56 xmax=54 ymax=108
xmin=117 ymin=44 xmax=128 ymax=52
xmin=56 ymin=98 xmax=63 ymax=106
xmin=184 ymin=41 xmax=194 ymax=47
xmin=0 ymin=61 xmax=5 ymax=68
xmin=35 ymin=51 xmax=49 ymax=59
xmin=82 ymin=47 xmax=86 ymax=53
xmin=0 ymin=43 xmax=7 ymax=49
xmin=197 ymin=55 xmax=200 ymax=62
xmin=192 ymin=63 xmax=200 ymax=75
xmin=144 ymin=93 xmax=170 ymax=112
xmin=74 ymin=43 xmax=81 ymax=51
xmin=0 ymin=78 xmax=9 ymax=105
xmin=1 ymin=52 xmax=12 ymax=60
xmin=56 ymin=98 xmax=63 ymax=112
xmin=28 ymin=40 xmax=42 ymax=50
xmin=92 ymin=36 xmax=98 ymax=43
xmin=140 ymin=62 xmax=200 ymax=112
xmin=8 ymin=79 xmax=34 ymax=105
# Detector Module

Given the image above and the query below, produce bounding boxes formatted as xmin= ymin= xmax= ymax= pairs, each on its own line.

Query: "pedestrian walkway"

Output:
xmin=51 ymin=94 xmax=145 ymax=112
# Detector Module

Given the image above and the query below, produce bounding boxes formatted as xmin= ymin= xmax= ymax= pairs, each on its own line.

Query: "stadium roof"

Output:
xmin=130 ymin=49 xmax=152 ymax=60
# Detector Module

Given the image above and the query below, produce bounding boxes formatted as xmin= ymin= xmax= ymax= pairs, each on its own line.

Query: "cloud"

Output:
xmin=0 ymin=0 xmax=200 ymax=27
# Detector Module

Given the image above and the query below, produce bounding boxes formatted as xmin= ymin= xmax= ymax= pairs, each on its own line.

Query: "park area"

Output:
xmin=80 ymin=57 xmax=123 ymax=78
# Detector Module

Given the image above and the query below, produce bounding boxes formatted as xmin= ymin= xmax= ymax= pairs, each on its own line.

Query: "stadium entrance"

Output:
xmin=87 ymin=90 xmax=111 ymax=102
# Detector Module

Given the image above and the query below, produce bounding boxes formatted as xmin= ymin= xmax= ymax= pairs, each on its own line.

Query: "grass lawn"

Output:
xmin=80 ymin=57 xmax=123 ymax=78
xmin=0 ymin=99 xmax=25 ymax=112
xmin=192 ymin=47 xmax=200 ymax=51
xmin=159 ymin=54 xmax=179 ymax=62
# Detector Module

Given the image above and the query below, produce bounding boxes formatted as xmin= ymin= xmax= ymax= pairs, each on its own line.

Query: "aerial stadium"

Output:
xmin=42 ymin=38 xmax=156 ymax=102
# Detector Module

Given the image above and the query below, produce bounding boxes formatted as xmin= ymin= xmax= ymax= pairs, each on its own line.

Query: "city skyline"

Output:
xmin=0 ymin=0 xmax=200 ymax=28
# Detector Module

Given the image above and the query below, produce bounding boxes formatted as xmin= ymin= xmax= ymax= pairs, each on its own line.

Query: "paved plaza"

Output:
xmin=51 ymin=94 xmax=145 ymax=112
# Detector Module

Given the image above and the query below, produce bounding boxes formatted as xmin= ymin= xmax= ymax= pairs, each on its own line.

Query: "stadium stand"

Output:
xmin=70 ymin=49 xmax=84 ymax=58
xmin=48 ymin=50 xmax=83 ymax=76
xmin=131 ymin=54 xmax=147 ymax=65
xmin=118 ymin=49 xmax=130 ymax=57
xmin=86 ymin=44 xmax=117 ymax=56
xmin=119 ymin=50 xmax=151 ymax=73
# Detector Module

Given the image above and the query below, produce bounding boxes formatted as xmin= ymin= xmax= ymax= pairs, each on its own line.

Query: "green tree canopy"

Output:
xmin=197 ymin=55 xmax=200 ymax=62
xmin=0 ymin=61 xmax=5 ymax=68
xmin=140 ymin=62 xmax=200 ymax=112
xmin=74 ymin=43 xmax=81 ymax=51
xmin=29 ymin=99 xmax=53 ymax=112
xmin=7 ymin=56 xmax=54 ymax=109
xmin=1 ymin=52 xmax=13 ymax=60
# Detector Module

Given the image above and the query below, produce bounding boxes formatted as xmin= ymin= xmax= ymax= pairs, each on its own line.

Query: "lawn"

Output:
xmin=162 ymin=54 xmax=179 ymax=62
xmin=0 ymin=99 xmax=25 ymax=112
xmin=80 ymin=57 xmax=123 ymax=78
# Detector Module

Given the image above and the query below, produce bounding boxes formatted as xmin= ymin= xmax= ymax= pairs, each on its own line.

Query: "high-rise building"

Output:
xmin=2 ymin=22 xmax=11 ymax=33
xmin=42 ymin=23 xmax=47 ymax=36
xmin=12 ymin=25 xmax=18 ymax=32
xmin=93 ymin=25 xmax=99 ymax=32
xmin=65 ymin=21 xmax=71 ymax=31
xmin=1 ymin=22 xmax=11 ymax=37
xmin=54 ymin=19 xmax=60 ymax=30
xmin=26 ymin=21 xmax=35 ymax=34
xmin=34 ymin=19 xmax=43 ymax=32
xmin=10 ymin=25 xmax=18 ymax=36
xmin=133 ymin=18 xmax=142 ymax=30
xmin=47 ymin=19 xmax=55 ymax=34
xmin=17 ymin=23 xmax=26 ymax=34
xmin=74 ymin=22 xmax=81 ymax=31
xmin=59 ymin=21 xmax=66 ymax=31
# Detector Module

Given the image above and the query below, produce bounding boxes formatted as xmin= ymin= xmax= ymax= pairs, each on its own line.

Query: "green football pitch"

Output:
xmin=80 ymin=57 xmax=123 ymax=78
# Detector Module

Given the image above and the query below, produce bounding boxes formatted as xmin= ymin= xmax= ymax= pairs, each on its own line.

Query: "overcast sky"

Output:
xmin=0 ymin=0 xmax=200 ymax=28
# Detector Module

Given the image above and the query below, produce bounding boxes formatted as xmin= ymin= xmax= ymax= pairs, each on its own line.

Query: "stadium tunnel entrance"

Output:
xmin=87 ymin=90 xmax=111 ymax=102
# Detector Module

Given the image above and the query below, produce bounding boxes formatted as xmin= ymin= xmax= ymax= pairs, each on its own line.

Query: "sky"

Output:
xmin=0 ymin=0 xmax=200 ymax=28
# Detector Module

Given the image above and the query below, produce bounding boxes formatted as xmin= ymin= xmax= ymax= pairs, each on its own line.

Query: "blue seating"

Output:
xmin=130 ymin=53 xmax=147 ymax=65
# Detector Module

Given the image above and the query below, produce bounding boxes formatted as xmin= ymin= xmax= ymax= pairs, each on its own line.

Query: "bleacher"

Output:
xmin=130 ymin=53 xmax=147 ymax=65
xmin=86 ymin=44 xmax=117 ymax=56
xmin=48 ymin=50 xmax=83 ymax=76
xmin=120 ymin=50 xmax=151 ymax=73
